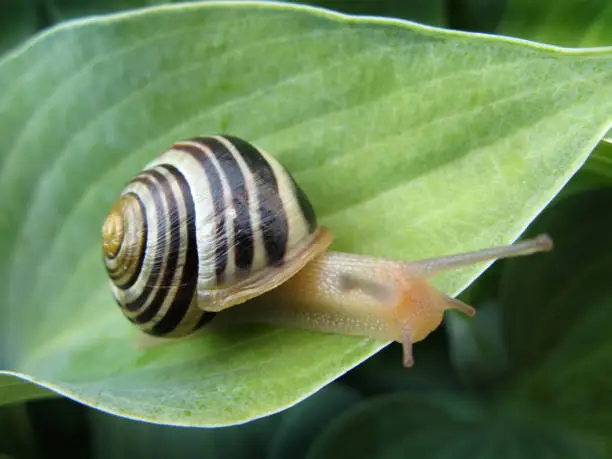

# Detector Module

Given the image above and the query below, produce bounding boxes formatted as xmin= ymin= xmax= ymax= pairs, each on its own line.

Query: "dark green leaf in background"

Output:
xmin=283 ymin=0 xmax=446 ymax=26
xmin=0 ymin=404 xmax=39 ymax=459
xmin=26 ymin=397 xmax=90 ymax=459
xmin=499 ymin=0 xmax=612 ymax=48
xmin=42 ymin=0 xmax=192 ymax=21
xmin=500 ymin=190 xmax=612 ymax=453
xmin=446 ymin=299 xmax=509 ymax=388
xmin=342 ymin=331 xmax=462 ymax=396
xmin=447 ymin=0 xmax=505 ymax=33
xmin=89 ymin=404 xmax=278 ymax=459
xmin=585 ymin=142 xmax=612 ymax=183
xmin=43 ymin=0 xmax=447 ymax=26
xmin=0 ymin=374 xmax=54 ymax=407
xmin=501 ymin=189 xmax=612 ymax=379
xmin=561 ymin=141 xmax=612 ymax=196
xmin=306 ymin=392 xmax=607 ymax=459
xmin=0 ymin=0 xmax=39 ymax=55
xmin=267 ymin=384 xmax=361 ymax=459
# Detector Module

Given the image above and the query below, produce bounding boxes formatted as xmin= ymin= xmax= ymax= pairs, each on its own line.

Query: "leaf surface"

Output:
xmin=1 ymin=2 xmax=612 ymax=426
xmin=498 ymin=0 xmax=612 ymax=142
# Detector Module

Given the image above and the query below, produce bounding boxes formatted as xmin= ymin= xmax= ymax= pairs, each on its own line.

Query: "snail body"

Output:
xmin=103 ymin=135 xmax=552 ymax=366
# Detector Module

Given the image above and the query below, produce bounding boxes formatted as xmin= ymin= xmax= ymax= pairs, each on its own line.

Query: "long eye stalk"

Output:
xmin=408 ymin=234 xmax=553 ymax=278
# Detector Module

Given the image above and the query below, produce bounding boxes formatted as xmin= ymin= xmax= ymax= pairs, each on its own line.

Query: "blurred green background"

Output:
xmin=2 ymin=0 xmax=612 ymax=458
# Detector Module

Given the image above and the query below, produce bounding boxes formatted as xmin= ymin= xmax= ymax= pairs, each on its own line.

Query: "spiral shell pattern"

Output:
xmin=102 ymin=135 xmax=318 ymax=337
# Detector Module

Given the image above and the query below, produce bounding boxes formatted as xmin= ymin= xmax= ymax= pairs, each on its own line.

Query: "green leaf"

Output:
xmin=89 ymin=401 xmax=280 ymax=459
xmin=2 ymin=2 xmax=612 ymax=427
xmin=497 ymin=0 xmax=612 ymax=143
xmin=0 ymin=0 xmax=39 ymax=56
xmin=42 ymin=0 xmax=196 ymax=21
xmin=26 ymin=398 xmax=90 ymax=458
xmin=89 ymin=382 xmax=357 ymax=459
xmin=283 ymin=0 xmax=446 ymax=26
xmin=588 ymin=141 xmax=612 ymax=179
xmin=45 ymin=0 xmax=446 ymax=26
xmin=501 ymin=189 xmax=612 ymax=375
xmin=446 ymin=300 xmax=509 ymax=387
xmin=306 ymin=392 xmax=606 ymax=459
xmin=500 ymin=189 xmax=612 ymax=447
xmin=498 ymin=0 xmax=612 ymax=48
xmin=0 ymin=404 xmax=40 ymax=459
xmin=447 ymin=0 xmax=505 ymax=33
xmin=561 ymin=140 xmax=612 ymax=196
xmin=0 ymin=375 xmax=54 ymax=407
xmin=448 ymin=142 xmax=612 ymax=385
xmin=268 ymin=384 xmax=361 ymax=459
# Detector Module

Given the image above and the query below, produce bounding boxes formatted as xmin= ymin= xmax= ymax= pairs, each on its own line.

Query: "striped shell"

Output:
xmin=102 ymin=135 xmax=322 ymax=338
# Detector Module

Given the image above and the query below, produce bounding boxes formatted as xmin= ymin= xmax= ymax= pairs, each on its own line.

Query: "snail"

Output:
xmin=102 ymin=135 xmax=552 ymax=367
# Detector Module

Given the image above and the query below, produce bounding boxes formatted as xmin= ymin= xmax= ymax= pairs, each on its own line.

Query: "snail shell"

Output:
xmin=102 ymin=135 xmax=329 ymax=338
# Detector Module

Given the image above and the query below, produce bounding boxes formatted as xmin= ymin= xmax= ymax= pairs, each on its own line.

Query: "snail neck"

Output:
xmin=219 ymin=249 xmax=456 ymax=369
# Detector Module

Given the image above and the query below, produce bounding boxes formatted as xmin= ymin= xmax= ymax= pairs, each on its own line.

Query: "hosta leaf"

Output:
xmin=26 ymin=398 xmax=90 ymax=458
xmin=88 ymin=382 xmax=357 ymax=459
xmin=0 ymin=404 xmax=39 ymax=459
xmin=498 ymin=0 xmax=612 ymax=48
xmin=501 ymin=189 xmax=612 ymax=375
xmin=268 ymin=384 xmax=361 ymax=459
xmin=306 ymin=392 xmax=606 ymax=459
xmin=45 ymin=0 xmax=446 ymax=26
xmin=447 ymin=0 xmax=505 ymax=33
xmin=0 ymin=375 xmax=54 ymax=407
xmin=497 ymin=0 xmax=612 ymax=142
xmin=446 ymin=300 xmax=509 ymax=387
xmin=1 ymin=2 xmax=612 ymax=427
xmin=43 ymin=0 xmax=197 ymax=21
xmin=89 ymin=399 xmax=280 ymax=459
xmin=500 ymin=189 xmax=612 ymax=446
xmin=283 ymin=0 xmax=446 ymax=26
xmin=587 ymin=141 xmax=612 ymax=181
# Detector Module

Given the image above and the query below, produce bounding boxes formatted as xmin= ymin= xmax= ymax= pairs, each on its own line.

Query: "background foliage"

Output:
xmin=1 ymin=0 xmax=612 ymax=458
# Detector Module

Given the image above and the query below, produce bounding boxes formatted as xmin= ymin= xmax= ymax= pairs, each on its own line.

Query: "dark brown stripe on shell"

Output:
xmin=223 ymin=135 xmax=289 ymax=266
xmin=192 ymin=310 xmax=217 ymax=333
xmin=193 ymin=136 xmax=255 ymax=272
xmin=122 ymin=174 xmax=166 ymax=312
xmin=134 ymin=169 xmax=181 ymax=325
xmin=288 ymin=174 xmax=317 ymax=234
xmin=173 ymin=143 xmax=229 ymax=282
xmin=149 ymin=165 xmax=200 ymax=336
